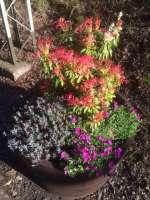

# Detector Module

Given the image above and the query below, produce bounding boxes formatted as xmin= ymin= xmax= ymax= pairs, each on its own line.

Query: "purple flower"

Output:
xmin=100 ymin=151 xmax=108 ymax=157
xmin=106 ymin=146 xmax=113 ymax=153
xmin=97 ymin=135 xmax=106 ymax=142
xmin=81 ymin=147 xmax=90 ymax=163
xmin=60 ymin=151 xmax=69 ymax=160
xmin=115 ymin=147 xmax=123 ymax=159
xmin=100 ymin=146 xmax=112 ymax=157
xmin=85 ymin=166 xmax=90 ymax=171
xmin=64 ymin=167 xmax=68 ymax=175
xmin=74 ymin=127 xmax=81 ymax=135
xmin=79 ymin=133 xmax=91 ymax=143
xmin=103 ymin=111 xmax=110 ymax=119
xmin=71 ymin=115 xmax=77 ymax=123
xmin=92 ymin=150 xmax=97 ymax=160
xmin=113 ymin=101 xmax=119 ymax=110
xmin=107 ymin=139 xmax=113 ymax=145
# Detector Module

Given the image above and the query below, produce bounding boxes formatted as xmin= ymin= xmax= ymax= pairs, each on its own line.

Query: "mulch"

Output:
xmin=0 ymin=0 xmax=150 ymax=199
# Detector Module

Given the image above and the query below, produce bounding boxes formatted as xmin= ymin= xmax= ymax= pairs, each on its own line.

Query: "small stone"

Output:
xmin=0 ymin=60 xmax=31 ymax=81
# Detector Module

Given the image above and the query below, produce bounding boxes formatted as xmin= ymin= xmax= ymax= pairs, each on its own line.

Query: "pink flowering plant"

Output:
xmin=58 ymin=103 xmax=141 ymax=177
xmin=36 ymin=13 xmax=142 ymax=177
xmin=58 ymin=118 xmax=123 ymax=177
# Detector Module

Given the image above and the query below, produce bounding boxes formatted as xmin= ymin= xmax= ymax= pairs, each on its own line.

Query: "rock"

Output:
xmin=0 ymin=60 xmax=31 ymax=81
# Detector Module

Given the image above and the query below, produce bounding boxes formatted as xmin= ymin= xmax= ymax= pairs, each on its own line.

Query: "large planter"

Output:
xmin=6 ymin=137 xmax=133 ymax=199
xmin=3 ymin=133 xmax=134 ymax=199
xmin=11 ymin=151 xmax=123 ymax=200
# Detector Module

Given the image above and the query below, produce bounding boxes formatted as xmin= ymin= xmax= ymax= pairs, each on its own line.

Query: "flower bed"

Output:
xmin=3 ymin=13 xmax=142 ymax=198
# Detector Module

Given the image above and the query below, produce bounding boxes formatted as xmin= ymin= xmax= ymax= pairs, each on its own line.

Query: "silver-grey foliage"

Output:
xmin=4 ymin=97 xmax=71 ymax=164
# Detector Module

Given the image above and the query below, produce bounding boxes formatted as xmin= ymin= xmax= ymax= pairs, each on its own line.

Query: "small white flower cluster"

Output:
xmin=104 ymin=11 xmax=123 ymax=42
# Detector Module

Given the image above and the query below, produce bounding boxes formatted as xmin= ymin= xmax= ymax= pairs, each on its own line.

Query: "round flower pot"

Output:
xmin=20 ymin=160 xmax=109 ymax=200
xmin=5 ymin=136 xmax=133 ymax=199
xmin=10 ymin=139 xmax=133 ymax=199
xmin=7 ymin=137 xmax=134 ymax=200
xmin=18 ymin=158 xmax=110 ymax=200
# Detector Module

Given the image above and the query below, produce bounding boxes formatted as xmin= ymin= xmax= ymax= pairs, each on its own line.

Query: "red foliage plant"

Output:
xmin=36 ymin=16 xmax=126 ymax=129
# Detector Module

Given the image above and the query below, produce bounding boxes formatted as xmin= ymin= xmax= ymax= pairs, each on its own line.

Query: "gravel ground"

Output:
xmin=0 ymin=0 xmax=150 ymax=199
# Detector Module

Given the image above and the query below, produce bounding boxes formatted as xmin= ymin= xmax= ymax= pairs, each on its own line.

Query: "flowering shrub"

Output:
xmin=36 ymin=36 xmax=126 ymax=131
xmin=57 ymin=105 xmax=141 ymax=176
xmin=54 ymin=12 xmax=123 ymax=59
xmin=58 ymin=119 xmax=123 ymax=177
xmin=33 ymin=14 xmax=142 ymax=177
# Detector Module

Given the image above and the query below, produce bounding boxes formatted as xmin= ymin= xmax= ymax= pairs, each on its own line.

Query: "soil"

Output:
xmin=0 ymin=0 xmax=150 ymax=199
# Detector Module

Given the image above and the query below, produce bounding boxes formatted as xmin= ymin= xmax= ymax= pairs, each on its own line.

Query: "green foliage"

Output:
xmin=96 ymin=106 xmax=141 ymax=140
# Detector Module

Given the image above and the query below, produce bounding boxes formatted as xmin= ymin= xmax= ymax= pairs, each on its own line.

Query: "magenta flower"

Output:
xmin=60 ymin=151 xmax=69 ymax=160
xmin=92 ymin=150 xmax=97 ymax=160
xmin=106 ymin=146 xmax=113 ymax=153
xmin=106 ymin=139 xmax=113 ymax=145
xmin=79 ymin=133 xmax=91 ymax=143
xmin=85 ymin=166 xmax=90 ymax=171
xmin=100 ymin=151 xmax=108 ymax=157
xmin=115 ymin=147 xmax=123 ymax=159
xmin=81 ymin=147 xmax=90 ymax=163
xmin=97 ymin=135 xmax=106 ymax=142
xmin=103 ymin=111 xmax=110 ymax=119
xmin=100 ymin=146 xmax=112 ymax=157
xmin=74 ymin=127 xmax=81 ymax=135
xmin=68 ymin=115 xmax=77 ymax=123
xmin=64 ymin=167 xmax=68 ymax=175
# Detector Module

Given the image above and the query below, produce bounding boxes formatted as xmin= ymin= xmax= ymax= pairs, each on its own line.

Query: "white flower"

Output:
xmin=104 ymin=31 xmax=114 ymax=42
xmin=118 ymin=11 xmax=123 ymax=20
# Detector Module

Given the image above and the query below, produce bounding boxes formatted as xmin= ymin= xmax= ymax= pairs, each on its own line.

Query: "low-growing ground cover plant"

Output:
xmin=4 ymin=13 xmax=141 ymax=177
xmin=4 ymin=97 xmax=72 ymax=164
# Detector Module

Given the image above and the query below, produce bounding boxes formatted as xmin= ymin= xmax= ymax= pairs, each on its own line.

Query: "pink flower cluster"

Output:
xmin=61 ymin=125 xmax=123 ymax=176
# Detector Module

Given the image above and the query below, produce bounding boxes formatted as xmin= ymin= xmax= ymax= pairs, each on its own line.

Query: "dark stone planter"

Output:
xmin=7 ymin=139 xmax=133 ymax=199
xmin=17 ymin=157 xmax=110 ymax=199
xmin=8 ymin=139 xmax=134 ymax=200
xmin=34 ymin=161 xmax=110 ymax=199
xmin=3 ymin=137 xmax=133 ymax=199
